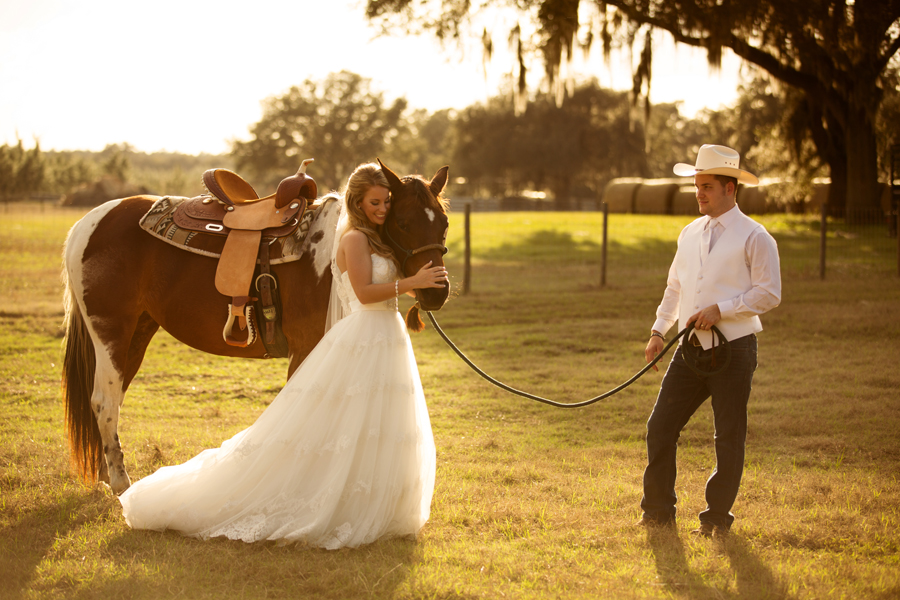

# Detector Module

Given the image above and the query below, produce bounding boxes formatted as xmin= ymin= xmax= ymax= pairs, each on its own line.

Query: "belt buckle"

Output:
xmin=690 ymin=334 xmax=703 ymax=347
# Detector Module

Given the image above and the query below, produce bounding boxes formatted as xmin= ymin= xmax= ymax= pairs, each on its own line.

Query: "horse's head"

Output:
xmin=378 ymin=159 xmax=451 ymax=323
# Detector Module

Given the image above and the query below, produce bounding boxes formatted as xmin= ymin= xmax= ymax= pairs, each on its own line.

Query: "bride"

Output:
xmin=119 ymin=163 xmax=449 ymax=549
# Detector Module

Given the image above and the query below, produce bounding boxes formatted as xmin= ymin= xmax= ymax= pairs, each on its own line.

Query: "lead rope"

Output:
xmin=424 ymin=312 xmax=730 ymax=409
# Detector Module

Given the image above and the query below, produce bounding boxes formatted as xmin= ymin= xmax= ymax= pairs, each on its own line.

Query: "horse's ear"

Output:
xmin=430 ymin=166 xmax=449 ymax=197
xmin=377 ymin=158 xmax=404 ymax=193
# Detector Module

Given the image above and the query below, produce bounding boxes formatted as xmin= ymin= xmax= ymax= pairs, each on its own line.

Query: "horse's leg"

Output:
xmin=88 ymin=341 xmax=129 ymax=492
xmin=279 ymin=201 xmax=342 ymax=379
xmin=123 ymin=312 xmax=161 ymax=389
xmin=65 ymin=199 xmax=162 ymax=494
xmin=77 ymin=304 xmax=166 ymax=495
xmin=286 ymin=352 xmax=305 ymax=379
xmin=280 ymin=259 xmax=330 ymax=380
xmin=94 ymin=312 xmax=159 ymax=493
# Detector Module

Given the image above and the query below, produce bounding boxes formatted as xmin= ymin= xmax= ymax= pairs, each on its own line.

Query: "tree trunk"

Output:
xmin=807 ymin=86 xmax=882 ymax=221
xmin=805 ymin=94 xmax=847 ymax=218
xmin=828 ymin=159 xmax=848 ymax=219
xmin=844 ymin=106 xmax=882 ymax=224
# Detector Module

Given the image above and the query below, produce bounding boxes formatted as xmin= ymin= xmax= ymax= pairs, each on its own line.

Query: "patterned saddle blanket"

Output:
xmin=139 ymin=195 xmax=321 ymax=265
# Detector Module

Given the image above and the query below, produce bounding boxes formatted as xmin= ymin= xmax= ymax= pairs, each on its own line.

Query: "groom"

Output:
xmin=640 ymin=144 xmax=782 ymax=537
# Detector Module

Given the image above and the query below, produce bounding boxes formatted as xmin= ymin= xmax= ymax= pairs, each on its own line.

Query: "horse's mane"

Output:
xmin=402 ymin=176 xmax=450 ymax=213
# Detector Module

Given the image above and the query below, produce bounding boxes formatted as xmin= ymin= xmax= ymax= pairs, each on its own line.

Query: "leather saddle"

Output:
xmin=172 ymin=159 xmax=317 ymax=349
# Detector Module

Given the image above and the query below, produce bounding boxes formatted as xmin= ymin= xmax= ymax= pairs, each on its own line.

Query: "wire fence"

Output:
xmin=1 ymin=200 xmax=897 ymax=314
xmin=449 ymin=202 xmax=900 ymax=295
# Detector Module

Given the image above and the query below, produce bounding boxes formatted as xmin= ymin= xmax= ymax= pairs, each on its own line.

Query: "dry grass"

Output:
xmin=1 ymin=202 xmax=898 ymax=599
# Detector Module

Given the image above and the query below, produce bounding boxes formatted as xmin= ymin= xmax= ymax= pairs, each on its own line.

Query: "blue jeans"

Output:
xmin=641 ymin=334 xmax=758 ymax=529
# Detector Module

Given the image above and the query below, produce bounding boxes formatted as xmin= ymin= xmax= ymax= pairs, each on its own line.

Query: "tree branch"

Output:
xmin=874 ymin=34 xmax=900 ymax=75
xmin=603 ymin=0 xmax=822 ymax=93
xmin=724 ymin=35 xmax=820 ymax=93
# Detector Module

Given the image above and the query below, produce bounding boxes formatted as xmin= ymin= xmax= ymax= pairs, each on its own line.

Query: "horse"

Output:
xmin=61 ymin=160 xmax=451 ymax=495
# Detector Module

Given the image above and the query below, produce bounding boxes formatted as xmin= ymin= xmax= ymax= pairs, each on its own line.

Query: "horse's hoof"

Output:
xmin=110 ymin=479 xmax=131 ymax=496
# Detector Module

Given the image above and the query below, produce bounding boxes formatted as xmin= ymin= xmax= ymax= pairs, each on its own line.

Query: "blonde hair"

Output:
xmin=342 ymin=163 xmax=398 ymax=267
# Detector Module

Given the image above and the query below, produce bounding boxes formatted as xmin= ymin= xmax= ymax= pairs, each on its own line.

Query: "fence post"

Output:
xmin=463 ymin=202 xmax=471 ymax=295
xmin=601 ymin=201 xmax=608 ymax=288
xmin=897 ymin=208 xmax=899 ymax=278
xmin=819 ymin=201 xmax=827 ymax=280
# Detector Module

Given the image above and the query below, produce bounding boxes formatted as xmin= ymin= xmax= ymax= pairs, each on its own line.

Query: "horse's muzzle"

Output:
xmin=416 ymin=284 xmax=450 ymax=311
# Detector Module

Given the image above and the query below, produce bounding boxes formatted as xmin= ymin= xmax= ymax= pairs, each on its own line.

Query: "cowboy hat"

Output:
xmin=673 ymin=144 xmax=759 ymax=185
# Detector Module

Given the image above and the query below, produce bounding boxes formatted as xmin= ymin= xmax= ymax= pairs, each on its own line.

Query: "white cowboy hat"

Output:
xmin=673 ymin=144 xmax=759 ymax=185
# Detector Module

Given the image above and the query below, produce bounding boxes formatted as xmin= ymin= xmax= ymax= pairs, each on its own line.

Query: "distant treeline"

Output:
xmin=4 ymin=69 xmax=898 ymax=213
xmin=0 ymin=141 xmax=230 ymax=205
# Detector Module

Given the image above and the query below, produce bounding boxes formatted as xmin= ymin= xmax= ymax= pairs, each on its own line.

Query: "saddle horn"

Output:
xmin=275 ymin=158 xmax=318 ymax=209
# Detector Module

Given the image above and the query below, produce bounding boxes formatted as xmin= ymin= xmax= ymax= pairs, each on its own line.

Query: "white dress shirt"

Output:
xmin=652 ymin=205 xmax=782 ymax=341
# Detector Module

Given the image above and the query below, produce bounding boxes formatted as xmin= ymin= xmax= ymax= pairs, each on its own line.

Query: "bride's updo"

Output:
xmin=343 ymin=163 xmax=398 ymax=268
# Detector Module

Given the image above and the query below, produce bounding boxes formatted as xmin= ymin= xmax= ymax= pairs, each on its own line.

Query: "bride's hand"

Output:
xmin=408 ymin=261 xmax=449 ymax=289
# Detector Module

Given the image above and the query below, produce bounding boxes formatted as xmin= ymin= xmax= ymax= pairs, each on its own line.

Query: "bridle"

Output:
xmin=383 ymin=221 xmax=448 ymax=274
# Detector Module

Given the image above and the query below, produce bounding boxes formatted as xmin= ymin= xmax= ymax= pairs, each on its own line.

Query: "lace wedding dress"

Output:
xmin=119 ymin=254 xmax=436 ymax=549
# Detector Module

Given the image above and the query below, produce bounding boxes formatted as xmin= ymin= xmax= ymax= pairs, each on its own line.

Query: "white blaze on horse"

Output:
xmin=61 ymin=159 xmax=451 ymax=495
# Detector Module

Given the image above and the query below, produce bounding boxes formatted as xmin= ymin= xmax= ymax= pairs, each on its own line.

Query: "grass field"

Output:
xmin=1 ymin=202 xmax=899 ymax=599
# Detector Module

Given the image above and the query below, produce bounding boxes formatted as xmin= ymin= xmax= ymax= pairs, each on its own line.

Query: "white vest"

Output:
xmin=675 ymin=212 xmax=764 ymax=348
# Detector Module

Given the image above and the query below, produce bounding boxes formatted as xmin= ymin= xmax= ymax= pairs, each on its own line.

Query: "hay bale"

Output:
xmin=602 ymin=178 xmax=642 ymax=213
xmin=672 ymin=186 xmax=698 ymax=215
xmin=634 ymin=180 xmax=680 ymax=214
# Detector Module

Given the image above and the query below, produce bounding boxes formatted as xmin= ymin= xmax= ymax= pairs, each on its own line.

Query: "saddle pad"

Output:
xmin=139 ymin=195 xmax=320 ymax=264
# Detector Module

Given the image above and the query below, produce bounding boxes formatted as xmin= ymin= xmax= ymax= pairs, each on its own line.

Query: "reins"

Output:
xmin=424 ymin=313 xmax=731 ymax=409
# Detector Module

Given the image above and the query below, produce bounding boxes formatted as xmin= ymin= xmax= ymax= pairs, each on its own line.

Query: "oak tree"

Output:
xmin=232 ymin=71 xmax=407 ymax=192
xmin=366 ymin=0 xmax=900 ymax=221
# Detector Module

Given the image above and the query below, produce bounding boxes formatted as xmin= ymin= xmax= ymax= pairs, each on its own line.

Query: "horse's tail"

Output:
xmin=61 ymin=245 xmax=103 ymax=484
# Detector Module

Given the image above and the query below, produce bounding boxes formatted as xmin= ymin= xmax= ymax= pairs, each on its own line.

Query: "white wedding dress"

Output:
xmin=119 ymin=254 xmax=436 ymax=549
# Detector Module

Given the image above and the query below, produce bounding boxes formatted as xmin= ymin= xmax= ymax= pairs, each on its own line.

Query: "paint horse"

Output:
xmin=61 ymin=160 xmax=451 ymax=494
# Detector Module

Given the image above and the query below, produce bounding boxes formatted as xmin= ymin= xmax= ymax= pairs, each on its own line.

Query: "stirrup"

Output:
xmin=223 ymin=302 xmax=257 ymax=347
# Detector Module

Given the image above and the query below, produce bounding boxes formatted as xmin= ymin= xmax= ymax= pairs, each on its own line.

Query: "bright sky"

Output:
xmin=1 ymin=0 xmax=743 ymax=156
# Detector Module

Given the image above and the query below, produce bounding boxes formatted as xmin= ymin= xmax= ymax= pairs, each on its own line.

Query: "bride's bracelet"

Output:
xmin=394 ymin=280 xmax=399 ymax=297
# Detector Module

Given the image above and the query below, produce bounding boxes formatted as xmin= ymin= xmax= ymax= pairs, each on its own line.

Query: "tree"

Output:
xmin=452 ymin=80 xmax=646 ymax=207
xmin=876 ymin=62 xmax=900 ymax=181
xmin=45 ymin=153 xmax=97 ymax=195
xmin=231 ymin=71 xmax=407 ymax=192
xmin=390 ymin=108 xmax=456 ymax=180
xmin=365 ymin=0 xmax=900 ymax=221
xmin=0 ymin=138 xmax=46 ymax=201
xmin=18 ymin=140 xmax=46 ymax=199
xmin=0 ymin=143 xmax=19 ymax=201
xmin=100 ymin=143 xmax=132 ymax=182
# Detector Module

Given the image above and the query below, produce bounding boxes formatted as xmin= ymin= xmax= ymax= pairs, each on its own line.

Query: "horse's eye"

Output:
xmin=397 ymin=221 xmax=409 ymax=232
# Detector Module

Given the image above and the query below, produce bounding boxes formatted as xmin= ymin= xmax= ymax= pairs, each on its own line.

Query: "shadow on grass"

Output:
xmin=0 ymin=485 xmax=425 ymax=599
xmin=451 ymin=228 xmax=676 ymax=265
xmin=722 ymin=535 xmax=793 ymax=599
xmin=645 ymin=526 xmax=714 ymax=598
xmin=0 ymin=489 xmax=110 ymax=600
xmin=98 ymin=527 xmax=425 ymax=599
xmin=646 ymin=527 xmax=794 ymax=600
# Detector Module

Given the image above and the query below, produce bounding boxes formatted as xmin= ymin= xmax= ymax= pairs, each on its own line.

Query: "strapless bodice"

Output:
xmin=339 ymin=254 xmax=398 ymax=313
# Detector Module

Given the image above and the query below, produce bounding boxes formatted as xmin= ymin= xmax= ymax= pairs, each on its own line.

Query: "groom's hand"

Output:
xmin=645 ymin=335 xmax=665 ymax=372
